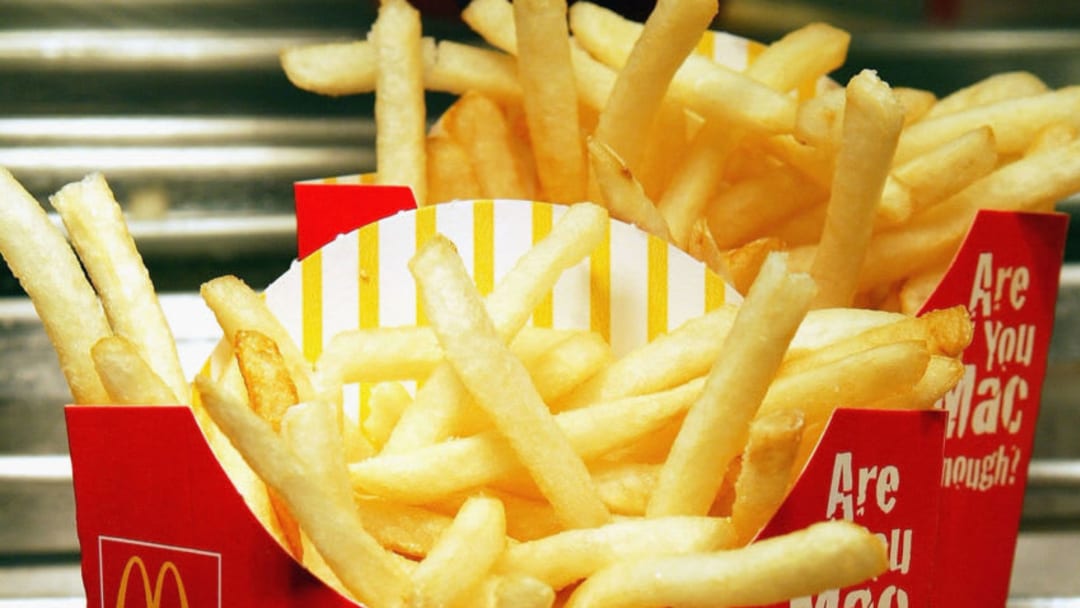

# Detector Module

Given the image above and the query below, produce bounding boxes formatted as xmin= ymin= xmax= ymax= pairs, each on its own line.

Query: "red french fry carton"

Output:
xmin=927 ymin=211 xmax=1068 ymax=606
xmin=65 ymin=173 xmax=1066 ymax=608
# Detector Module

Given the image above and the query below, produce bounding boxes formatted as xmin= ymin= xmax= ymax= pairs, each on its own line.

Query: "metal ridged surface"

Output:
xmin=1 ymin=0 xmax=1080 ymax=602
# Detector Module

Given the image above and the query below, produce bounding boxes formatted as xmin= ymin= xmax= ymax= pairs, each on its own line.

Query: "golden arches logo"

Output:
xmin=115 ymin=555 xmax=189 ymax=608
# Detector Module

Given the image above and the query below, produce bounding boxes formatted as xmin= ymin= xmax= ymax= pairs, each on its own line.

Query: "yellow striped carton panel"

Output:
xmin=258 ymin=200 xmax=735 ymax=414
xmin=695 ymin=29 xmax=765 ymax=70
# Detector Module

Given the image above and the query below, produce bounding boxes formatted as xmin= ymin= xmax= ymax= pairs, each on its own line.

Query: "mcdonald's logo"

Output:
xmin=115 ymin=556 xmax=188 ymax=608
xmin=99 ymin=536 xmax=221 ymax=608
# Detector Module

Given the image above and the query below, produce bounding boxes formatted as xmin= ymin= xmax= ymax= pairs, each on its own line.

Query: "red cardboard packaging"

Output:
xmin=65 ymin=179 xmax=1067 ymax=607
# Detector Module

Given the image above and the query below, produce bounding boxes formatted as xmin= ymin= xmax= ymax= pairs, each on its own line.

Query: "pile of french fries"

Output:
xmin=2 ymin=0 xmax=1076 ymax=605
xmin=1 ymin=161 xmax=975 ymax=606
xmin=283 ymin=0 xmax=1080 ymax=313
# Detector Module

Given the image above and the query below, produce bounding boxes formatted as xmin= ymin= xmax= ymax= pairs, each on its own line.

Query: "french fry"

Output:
xmin=280 ymin=40 xmax=379 ymax=97
xmin=412 ymin=495 xmax=507 ymax=608
xmin=894 ymin=86 xmax=938 ymax=125
xmin=52 ymin=173 xmax=188 ymax=403
xmin=635 ymin=101 xmax=697 ymax=200
xmin=195 ymin=375 xmax=412 ymax=608
xmin=474 ymin=489 xmax=564 ymax=542
xmin=770 ymin=201 xmax=827 ymax=248
xmin=890 ymin=126 xmax=998 ymax=218
xmin=924 ymin=70 xmax=1049 ymax=119
xmin=587 ymin=138 xmax=673 ymax=241
xmin=201 ymin=274 xmax=315 ymax=401
xmin=500 ymin=101 xmax=546 ymax=199
xmin=557 ymin=304 xmax=737 ymax=409
xmin=899 ymin=261 xmax=952 ymax=315
xmin=363 ymin=381 xmax=413 ymax=451
xmin=866 ymin=353 xmax=966 ymax=411
xmin=233 ymin=329 xmax=305 ymax=560
xmin=780 ymin=304 xmax=973 ymax=375
xmin=383 ymin=203 xmax=607 ymax=453
xmin=648 ymin=253 xmax=816 ymax=517
xmin=353 ymin=496 xmax=453 ymax=559
xmin=796 ymin=86 xmax=933 ymax=155
xmin=460 ymin=0 xmax=517 ymax=54
xmin=409 ymin=235 xmax=610 ymax=528
xmin=851 ymin=137 xmax=1080 ymax=292
xmin=731 ymin=409 xmax=805 ymax=545
xmin=589 ymin=0 xmax=718 ymax=174
xmin=720 ymin=236 xmax=785 ymax=296
xmin=280 ymin=401 xmax=352 ymax=498
xmin=513 ymin=0 xmax=586 ymax=203
xmin=371 ymin=0 xmax=427 ymax=203
xmin=448 ymin=330 xmax=615 ymax=438
xmin=234 ymin=329 xmax=298 ymax=431
xmin=522 ymin=330 xmax=612 ymax=405
xmin=377 ymin=368 xmax=465 ymax=456
xmin=439 ymin=91 xmax=533 ymax=200
xmin=315 ymin=326 xmax=443 ymax=389
xmin=809 ymin=69 xmax=904 ymax=309
xmin=760 ymin=340 xmax=931 ymax=428
xmin=426 ymin=134 xmax=483 ymax=205
xmin=706 ymin=166 xmax=827 ymax=250
xmin=894 ymin=85 xmax=1080 ymax=164
xmin=424 ymin=39 xmax=522 ymax=102
xmin=568 ymin=39 xmax=618 ymax=112
xmin=350 ymin=377 xmax=704 ymax=505
xmin=590 ymin=461 xmax=660 ymax=516
xmin=744 ymin=22 xmax=850 ymax=93
xmin=794 ymin=86 xmax=845 ymax=151
xmin=497 ymin=516 xmax=736 ymax=590
xmin=279 ymin=398 xmax=354 ymax=572
xmin=760 ymin=133 xmax=835 ymax=190
xmin=788 ymin=307 xmax=908 ymax=353
xmin=685 ymin=217 xmax=728 ymax=278
xmin=0 ymin=169 xmax=112 ymax=404
xmin=569 ymin=1 xmax=798 ymax=134
xmin=90 ymin=336 xmax=180 ymax=405
xmin=281 ymin=36 xmax=522 ymax=105
xmin=563 ymin=520 xmax=888 ymax=608
xmin=467 ymin=574 xmax=556 ymax=608
xmin=657 ymin=121 xmax=741 ymax=249
xmin=1027 ymin=121 xmax=1079 ymax=156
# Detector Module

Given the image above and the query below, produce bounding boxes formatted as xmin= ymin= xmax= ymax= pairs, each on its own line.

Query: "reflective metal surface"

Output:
xmin=1 ymin=0 xmax=1080 ymax=603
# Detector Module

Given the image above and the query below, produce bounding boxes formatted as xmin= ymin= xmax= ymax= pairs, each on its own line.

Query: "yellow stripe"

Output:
xmin=647 ymin=237 xmax=668 ymax=340
xmin=301 ymin=249 xmax=324 ymax=362
xmin=473 ymin=200 xmax=495 ymax=296
xmin=745 ymin=39 xmax=766 ymax=69
xmin=694 ymin=30 xmax=715 ymax=58
xmin=414 ymin=205 xmax=437 ymax=326
xmin=532 ymin=204 xmax=554 ymax=328
xmin=358 ymin=224 xmax=379 ymax=329
xmin=705 ymin=269 xmax=726 ymax=311
xmin=590 ymin=220 xmax=611 ymax=341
